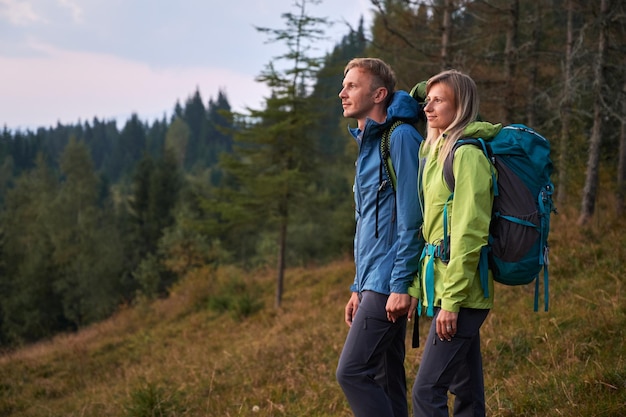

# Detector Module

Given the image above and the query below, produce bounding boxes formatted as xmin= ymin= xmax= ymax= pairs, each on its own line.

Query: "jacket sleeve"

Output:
xmin=389 ymin=124 xmax=424 ymax=294
xmin=441 ymin=145 xmax=493 ymax=312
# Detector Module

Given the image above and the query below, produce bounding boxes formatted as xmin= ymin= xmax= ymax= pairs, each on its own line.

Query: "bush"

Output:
xmin=207 ymin=275 xmax=264 ymax=319
xmin=124 ymin=380 xmax=185 ymax=417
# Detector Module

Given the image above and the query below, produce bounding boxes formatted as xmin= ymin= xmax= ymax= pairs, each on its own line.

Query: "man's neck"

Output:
xmin=358 ymin=109 xmax=387 ymax=131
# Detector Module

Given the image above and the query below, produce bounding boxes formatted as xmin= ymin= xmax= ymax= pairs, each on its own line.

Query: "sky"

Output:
xmin=0 ymin=0 xmax=373 ymax=131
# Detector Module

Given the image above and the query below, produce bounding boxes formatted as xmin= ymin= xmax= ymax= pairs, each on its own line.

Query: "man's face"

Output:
xmin=339 ymin=68 xmax=378 ymax=122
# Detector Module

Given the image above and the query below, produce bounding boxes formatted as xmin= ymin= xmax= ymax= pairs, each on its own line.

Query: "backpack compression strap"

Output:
xmin=374 ymin=120 xmax=403 ymax=238
xmin=443 ymin=138 xmax=497 ymax=193
xmin=441 ymin=137 xmax=496 ymax=299
xmin=380 ymin=120 xmax=403 ymax=191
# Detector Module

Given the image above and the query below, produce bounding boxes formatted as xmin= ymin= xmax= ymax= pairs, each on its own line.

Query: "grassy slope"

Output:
xmin=0 ymin=207 xmax=624 ymax=417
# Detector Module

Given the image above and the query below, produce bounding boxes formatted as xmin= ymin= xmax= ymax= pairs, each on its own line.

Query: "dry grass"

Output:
xmin=0 ymin=206 xmax=625 ymax=416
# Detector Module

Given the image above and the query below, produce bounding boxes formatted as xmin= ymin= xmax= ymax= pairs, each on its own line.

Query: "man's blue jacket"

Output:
xmin=348 ymin=90 xmax=424 ymax=295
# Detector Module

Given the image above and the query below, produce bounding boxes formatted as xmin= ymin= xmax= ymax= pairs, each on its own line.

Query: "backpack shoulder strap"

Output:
xmin=381 ymin=120 xmax=404 ymax=191
xmin=442 ymin=138 xmax=492 ymax=191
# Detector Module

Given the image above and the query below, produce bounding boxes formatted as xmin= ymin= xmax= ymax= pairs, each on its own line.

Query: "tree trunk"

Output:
xmin=579 ymin=0 xmax=608 ymax=225
xmin=275 ymin=205 xmax=288 ymax=308
xmin=525 ymin=0 xmax=542 ymax=127
xmin=557 ymin=0 xmax=574 ymax=207
xmin=617 ymin=81 xmax=626 ymax=216
xmin=503 ymin=0 xmax=519 ymax=125
xmin=440 ymin=0 xmax=453 ymax=70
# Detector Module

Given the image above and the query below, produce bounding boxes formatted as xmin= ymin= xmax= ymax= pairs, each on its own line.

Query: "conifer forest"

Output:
xmin=0 ymin=0 xmax=624 ymax=346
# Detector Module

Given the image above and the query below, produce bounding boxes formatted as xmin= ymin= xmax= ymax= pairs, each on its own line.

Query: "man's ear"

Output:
xmin=373 ymin=87 xmax=388 ymax=104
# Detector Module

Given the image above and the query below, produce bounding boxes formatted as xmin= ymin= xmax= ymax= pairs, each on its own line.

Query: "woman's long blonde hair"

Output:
xmin=424 ymin=69 xmax=479 ymax=164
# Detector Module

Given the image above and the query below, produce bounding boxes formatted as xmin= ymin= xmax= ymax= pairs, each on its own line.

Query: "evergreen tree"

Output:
xmin=182 ymin=89 xmax=208 ymax=169
xmin=165 ymin=117 xmax=191 ymax=168
xmin=49 ymin=138 xmax=124 ymax=327
xmin=127 ymin=149 xmax=183 ymax=297
xmin=110 ymin=114 xmax=147 ymax=181
xmin=83 ymin=117 xmax=119 ymax=174
xmin=0 ymin=154 xmax=64 ymax=343
xmin=145 ymin=116 xmax=168 ymax=159
xmin=369 ymin=0 xmax=440 ymax=87
xmin=205 ymin=89 xmax=234 ymax=168
xmin=218 ymin=0 xmax=329 ymax=307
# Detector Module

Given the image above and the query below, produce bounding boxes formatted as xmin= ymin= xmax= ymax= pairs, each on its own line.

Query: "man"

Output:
xmin=336 ymin=57 xmax=424 ymax=417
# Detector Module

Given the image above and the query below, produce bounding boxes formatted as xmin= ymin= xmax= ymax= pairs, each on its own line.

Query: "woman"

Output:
xmin=407 ymin=69 xmax=501 ymax=416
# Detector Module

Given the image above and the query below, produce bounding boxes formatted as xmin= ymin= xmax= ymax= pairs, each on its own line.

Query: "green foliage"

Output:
xmin=207 ymin=273 xmax=264 ymax=320
xmin=133 ymin=253 xmax=165 ymax=299
xmin=51 ymin=138 xmax=124 ymax=327
xmin=0 ymin=140 xmax=127 ymax=341
xmin=164 ymin=117 xmax=190 ymax=168
xmin=112 ymin=114 xmax=147 ymax=181
xmin=205 ymin=89 xmax=233 ymax=165
xmin=213 ymin=0 xmax=337 ymax=307
xmin=124 ymin=380 xmax=185 ymax=417
xmin=0 ymin=154 xmax=64 ymax=343
xmin=0 ymin=10 xmax=366 ymax=340
xmin=125 ymin=149 xmax=183 ymax=298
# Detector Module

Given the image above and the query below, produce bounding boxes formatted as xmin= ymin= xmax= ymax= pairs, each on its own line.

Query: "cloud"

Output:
xmin=57 ymin=0 xmax=83 ymax=23
xmin=0 ymin=0 xmax=374 ymax=130
xmin=1 ymin=41 xmax=269 ymax=130
xmin=0 ymin=0 xmax=45 ymax=25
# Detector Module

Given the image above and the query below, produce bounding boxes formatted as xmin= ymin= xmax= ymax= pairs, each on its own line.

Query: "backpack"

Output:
xmin=380 ymin=83 xmax=428 ymax=192
xmin=446 ymin=125 xmax=556 ymax=311
xmin=382 ymin=123 xmax=556 ymax=312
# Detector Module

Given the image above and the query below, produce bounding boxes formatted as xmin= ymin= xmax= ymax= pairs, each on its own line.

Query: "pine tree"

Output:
xmin=0 ymin=154 xmax=63 ymax=343
xmin=111 ymin=114 xmax=147 ymax=181
xmin=50 ymin=138 xmax=124 ymax=327
xmin=182 ymin=89 xmax=208 ymax=169
xmin=126 ymin=149 xmax=183 ymax=297
xmin=218 ymin=0 xmax=329 ymax=308
xmin=206 ymin=89 xmax=234 ymax=167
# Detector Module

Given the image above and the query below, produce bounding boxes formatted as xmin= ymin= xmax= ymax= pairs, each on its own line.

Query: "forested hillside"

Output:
xmin=0 ymin=204 xmax=624 ymax=416
xmin=0 ymin=0 xmax=624 ymax=349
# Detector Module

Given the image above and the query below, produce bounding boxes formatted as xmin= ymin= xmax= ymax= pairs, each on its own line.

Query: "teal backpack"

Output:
xmin=382 ymin=123 xmax=556 ymax=311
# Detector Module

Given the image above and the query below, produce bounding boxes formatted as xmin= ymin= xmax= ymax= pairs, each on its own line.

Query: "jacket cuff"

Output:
xmin=407 ymin=286 xmax=420 ymax=299
xmin=441 ymin=299 xmax=461 ymax=313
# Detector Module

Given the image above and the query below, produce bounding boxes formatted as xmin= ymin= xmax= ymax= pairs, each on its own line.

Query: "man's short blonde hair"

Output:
xmin=344 ymin=58 xmax=397 ymax=107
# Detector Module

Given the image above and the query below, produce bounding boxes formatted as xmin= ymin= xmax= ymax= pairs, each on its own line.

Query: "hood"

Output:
xmin=463 ymin=121 xmax=503 ymax=140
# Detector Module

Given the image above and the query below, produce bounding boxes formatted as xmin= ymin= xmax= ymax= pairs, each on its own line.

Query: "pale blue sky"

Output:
xmin=0 ymin=0 xmax=372 ymax=130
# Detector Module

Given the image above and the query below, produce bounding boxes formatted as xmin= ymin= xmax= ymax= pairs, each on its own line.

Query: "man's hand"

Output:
xmin=386 ymin=292 xmax=411 ymax=322
xmin=344 ymin=292 xmax=360 ymax=326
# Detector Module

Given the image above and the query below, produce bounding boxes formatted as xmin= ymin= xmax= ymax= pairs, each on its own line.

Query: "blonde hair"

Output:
xmin=344 ymin=58 xmax=397 ymax=107
xmin=424 ymin=69 xmax=479 ymax=163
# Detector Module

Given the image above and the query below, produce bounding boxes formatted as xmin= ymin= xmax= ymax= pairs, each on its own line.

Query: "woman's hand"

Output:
xmin=436 ymin=309 xmax=458 ymax=341
xmin=407 ymin=297 xmax=419 ymax=321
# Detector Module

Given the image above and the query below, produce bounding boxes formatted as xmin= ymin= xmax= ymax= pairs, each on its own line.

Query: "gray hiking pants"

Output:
xmin=412 ymin=307 xmax=489 ymax=417
xmin=336 ymin=290 xmax=408 ymax=417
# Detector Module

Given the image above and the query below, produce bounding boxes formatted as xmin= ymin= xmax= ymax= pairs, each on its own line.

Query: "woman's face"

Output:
xmin=423 ymin=82 xmax=456 ymax=133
